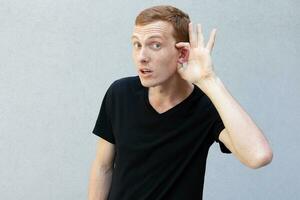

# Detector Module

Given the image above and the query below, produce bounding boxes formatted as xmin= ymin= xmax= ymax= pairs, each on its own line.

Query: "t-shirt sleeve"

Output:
xmin=92 ymin=84 xmax=115 ymax=144
xmin=210 ymin=104 xmax=231 ymax=154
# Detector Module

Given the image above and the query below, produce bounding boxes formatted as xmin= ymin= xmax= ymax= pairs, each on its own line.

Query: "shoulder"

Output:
xmin=193 ymin=85 xmax=218 ymax=116
xmin=111 ymin=76 xmax=139 ymax=88
xmin=108 ymin=75 xmax=142 ymax=96
xmin=193 ymin=86 xmax=211 ymax=108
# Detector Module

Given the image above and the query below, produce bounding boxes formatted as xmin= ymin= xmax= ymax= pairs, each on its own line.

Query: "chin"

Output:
xmin=138 ymin=76 xmax=160 ymax=88
xmin=138 ymin=72 xmax=176 ymax=88
xmin=139 ymin=79 xmax=154 ymax=88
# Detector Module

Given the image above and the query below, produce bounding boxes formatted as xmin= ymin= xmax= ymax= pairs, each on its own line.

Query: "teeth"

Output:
xmin=142 ymin=69 xmax=151 ymax=72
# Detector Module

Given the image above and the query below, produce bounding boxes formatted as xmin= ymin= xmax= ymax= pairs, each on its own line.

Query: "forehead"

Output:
xmin=131 ymin=21 xmax=174 ymax=40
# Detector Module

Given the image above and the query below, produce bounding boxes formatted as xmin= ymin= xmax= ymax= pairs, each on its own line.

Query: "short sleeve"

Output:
xmin=92 ymin=84 xmax=115 ymax=144
xmin=210 ymin=105 xmax=231 ymax=154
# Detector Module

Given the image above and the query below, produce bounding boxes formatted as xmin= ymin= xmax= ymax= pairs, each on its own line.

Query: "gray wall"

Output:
xmin=0 ymin=0 xmax=299 ymax=199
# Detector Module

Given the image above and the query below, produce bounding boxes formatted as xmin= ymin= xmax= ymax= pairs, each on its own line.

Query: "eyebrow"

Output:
xmin=131 ymin=34 xmax=164 ymax=40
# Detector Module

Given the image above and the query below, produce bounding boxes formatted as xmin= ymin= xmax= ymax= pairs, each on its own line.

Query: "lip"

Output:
xmin=139 ymin=67 xmax=152 ymax=72
xmin=138 ymin=68 xmax=153 ymax=77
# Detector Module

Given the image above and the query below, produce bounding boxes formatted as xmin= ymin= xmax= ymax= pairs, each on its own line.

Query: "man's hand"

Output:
xmin=176 ymin=22 xmax=217 ymax=84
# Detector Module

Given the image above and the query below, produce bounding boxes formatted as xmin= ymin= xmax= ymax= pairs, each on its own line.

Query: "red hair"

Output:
xmin=135 ymin=5 xmax=190 ymax=42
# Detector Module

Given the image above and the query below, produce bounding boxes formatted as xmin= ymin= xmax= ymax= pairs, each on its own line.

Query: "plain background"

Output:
xmin=0 ymin=0 xmax=299 ymax=199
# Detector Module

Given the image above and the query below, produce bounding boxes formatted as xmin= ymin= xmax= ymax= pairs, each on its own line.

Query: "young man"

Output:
xmin=88 ymin=5 xmax=273 ymax=200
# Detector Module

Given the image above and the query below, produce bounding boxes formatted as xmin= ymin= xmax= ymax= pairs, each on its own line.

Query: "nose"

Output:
xmin=138 ymin=47 xmax=150 ymax=64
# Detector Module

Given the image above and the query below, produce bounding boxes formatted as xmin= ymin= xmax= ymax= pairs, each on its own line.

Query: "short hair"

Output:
xmin=135 ymin=5 xmax=190 ymax=43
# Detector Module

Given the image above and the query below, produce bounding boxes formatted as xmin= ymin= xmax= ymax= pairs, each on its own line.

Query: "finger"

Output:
xmin=197 ymin=24 xmax=204 ymax=48
xmin=189 ymin=22 xmax=197 ymax=48
xmin=175 ymin=42 xmax=190 ymax=49
xmin=206 ymin=28 xmax=217 ymax=53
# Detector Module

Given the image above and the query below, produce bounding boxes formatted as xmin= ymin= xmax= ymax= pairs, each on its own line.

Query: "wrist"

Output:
xmin=194 ymin=74 xmax=224 ymax=95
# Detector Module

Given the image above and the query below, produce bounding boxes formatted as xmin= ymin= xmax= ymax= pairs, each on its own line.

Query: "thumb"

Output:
xmin=177 ymin=63 xmax=186 ymax=76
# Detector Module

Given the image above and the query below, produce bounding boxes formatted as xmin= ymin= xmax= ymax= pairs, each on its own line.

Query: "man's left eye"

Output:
xmin=152 ymin=43 xmax=161 ymax=49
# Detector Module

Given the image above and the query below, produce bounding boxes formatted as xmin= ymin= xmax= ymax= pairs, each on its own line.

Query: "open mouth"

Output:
xmin=140 ymin=69 xmax=152 ymax=74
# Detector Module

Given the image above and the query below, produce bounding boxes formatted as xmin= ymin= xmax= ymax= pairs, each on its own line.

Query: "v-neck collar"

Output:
xmin=143 ymin=84 xmax=197 ymax=117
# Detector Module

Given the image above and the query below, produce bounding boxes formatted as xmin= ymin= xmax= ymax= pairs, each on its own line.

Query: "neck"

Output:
xmin=148 ymin=74 xmax=194 ymax=105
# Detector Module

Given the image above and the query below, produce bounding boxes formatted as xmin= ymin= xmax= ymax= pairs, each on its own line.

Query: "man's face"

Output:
xmin=131 ymin=21 xmax=181 ymax=87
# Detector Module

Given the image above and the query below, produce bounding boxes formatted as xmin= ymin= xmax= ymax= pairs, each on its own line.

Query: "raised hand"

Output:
xmin=176 ymin=22 xmax=217 ymax=84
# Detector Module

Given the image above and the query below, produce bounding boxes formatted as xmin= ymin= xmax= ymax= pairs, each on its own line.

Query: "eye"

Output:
xmin=132 ymin=42 xmax=141 ymax=49
xmin=151 ymin=43 xmax=161 ymax=49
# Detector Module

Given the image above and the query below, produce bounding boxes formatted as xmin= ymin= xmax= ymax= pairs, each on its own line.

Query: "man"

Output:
xmin=88 ymin=5 xmax=273 ymax=200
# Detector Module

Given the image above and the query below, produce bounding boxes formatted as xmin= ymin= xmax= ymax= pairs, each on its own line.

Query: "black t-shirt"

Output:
xmin=92 ymin=76 xmax=231 ymax=200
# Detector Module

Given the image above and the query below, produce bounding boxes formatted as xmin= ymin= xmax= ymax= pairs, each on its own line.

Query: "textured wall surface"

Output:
xmin=0 ymin=0 xmax=299 ymax=199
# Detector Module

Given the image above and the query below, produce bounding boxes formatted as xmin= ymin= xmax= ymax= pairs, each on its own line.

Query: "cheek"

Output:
xmin=158 ymin=50 xmax=179 ymax=69
xmin=132 ymin=51 xmax=138 ymax=64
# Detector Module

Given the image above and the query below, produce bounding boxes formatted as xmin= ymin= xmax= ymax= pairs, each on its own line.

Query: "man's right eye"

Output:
xmin=133 ymin=42 xmax=141 ymax=48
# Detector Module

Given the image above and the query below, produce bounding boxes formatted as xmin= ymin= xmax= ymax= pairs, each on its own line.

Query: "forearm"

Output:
xmin=195 ymin=75 xmax=272 ymax=166
xmin=88 ymin=160 xmax=113 ymax=200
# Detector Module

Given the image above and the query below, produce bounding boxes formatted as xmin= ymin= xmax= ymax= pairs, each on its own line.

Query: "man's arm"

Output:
xmin=196 ymin=77 xmax=273 ymax=169
xmin=88 ymin=138 xmax=115 ymax=200
xmin=175 ymin=22 xmax=273 ymax=169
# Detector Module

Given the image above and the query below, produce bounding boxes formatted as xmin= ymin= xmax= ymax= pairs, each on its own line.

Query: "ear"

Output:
xmin=177 ymin=46 xmax=189 ymax=64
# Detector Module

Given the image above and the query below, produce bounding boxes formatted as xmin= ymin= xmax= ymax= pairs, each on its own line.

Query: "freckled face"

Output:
xmin=131 ymin=21 xmax=180 ymax=87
